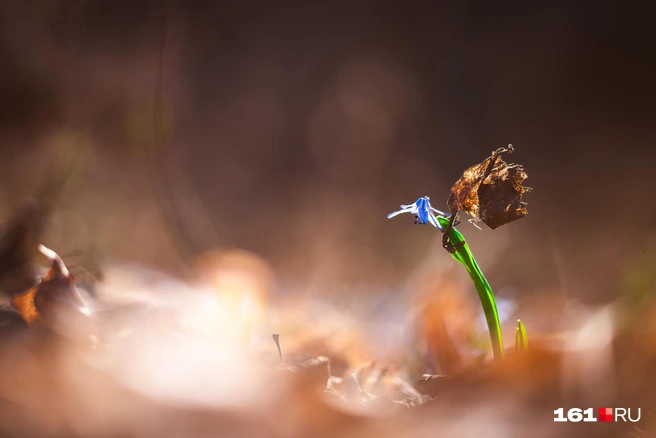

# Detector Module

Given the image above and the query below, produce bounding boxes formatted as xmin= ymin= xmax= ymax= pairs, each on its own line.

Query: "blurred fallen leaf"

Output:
xmin=9 ymin=286 xmax=40 ymax=326
xmin=11 ymin=245 xmax=92 ymax=338
xmin=277 ymin=356 xmax=331 ymax=393
xmin=417 ymin=342 xmax=562 ymax=399
xmin=447 ymin=145 xmax=531 ymax=229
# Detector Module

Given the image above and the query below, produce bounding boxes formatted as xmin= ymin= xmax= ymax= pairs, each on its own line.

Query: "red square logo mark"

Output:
xmin=599 ymin=408 xmax=613 ymax=422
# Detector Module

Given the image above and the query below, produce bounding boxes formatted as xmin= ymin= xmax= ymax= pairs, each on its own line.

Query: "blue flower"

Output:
xmin=387 ymin=196 xmax=448 ymax=230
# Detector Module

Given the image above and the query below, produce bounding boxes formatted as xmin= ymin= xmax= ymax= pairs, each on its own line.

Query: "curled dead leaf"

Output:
xmin=447 ymin=145 xmax=531 ymax=229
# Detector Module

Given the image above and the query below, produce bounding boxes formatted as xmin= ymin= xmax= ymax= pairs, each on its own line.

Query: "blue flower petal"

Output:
xmin=387 ymin=208 xmax=414 ymax=219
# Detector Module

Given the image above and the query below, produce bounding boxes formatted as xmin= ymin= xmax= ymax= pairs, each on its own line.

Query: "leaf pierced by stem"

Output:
xmin=447 ymin=145 xmax=531 ymax=229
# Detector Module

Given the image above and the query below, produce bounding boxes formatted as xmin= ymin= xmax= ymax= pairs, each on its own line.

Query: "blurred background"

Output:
xmin=1 ymin=0 xmax=655 ymax=357
xmin=1 ymin=1 xmax=656 ymax=437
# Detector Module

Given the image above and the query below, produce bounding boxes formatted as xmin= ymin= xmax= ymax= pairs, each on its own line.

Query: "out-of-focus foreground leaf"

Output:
xmin=10 ymin=245 xmax=88 ymax=330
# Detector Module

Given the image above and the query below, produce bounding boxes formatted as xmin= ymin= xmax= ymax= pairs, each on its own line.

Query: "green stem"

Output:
xmin=437 ymin=216 xmax=504 ymax=360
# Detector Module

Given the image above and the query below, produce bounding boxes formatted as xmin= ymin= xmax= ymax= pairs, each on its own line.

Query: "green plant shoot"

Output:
xmin=515 ymin=319 xmax=528 ymax=354
xmin=436 ymin=216 xmax=504 ymax=360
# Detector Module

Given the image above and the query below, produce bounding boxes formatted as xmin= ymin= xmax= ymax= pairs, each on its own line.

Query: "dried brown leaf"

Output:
xmin=447 ymin=145 xmax=531 ymax=229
